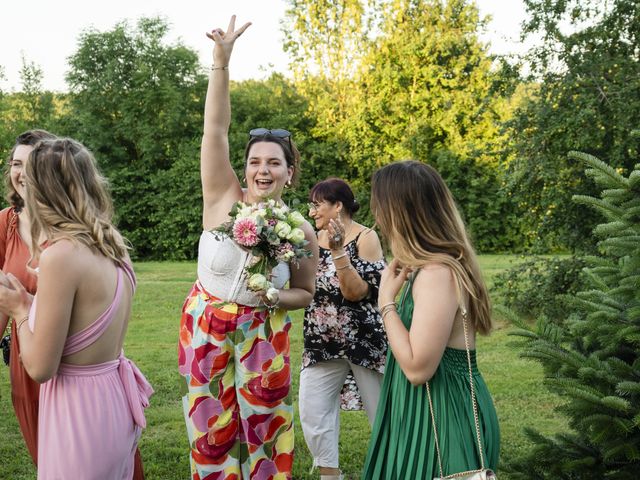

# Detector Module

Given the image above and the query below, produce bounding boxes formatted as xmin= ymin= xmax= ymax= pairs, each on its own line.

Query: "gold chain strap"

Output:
xmin=426 ymin=304 xmax=486 ymax=478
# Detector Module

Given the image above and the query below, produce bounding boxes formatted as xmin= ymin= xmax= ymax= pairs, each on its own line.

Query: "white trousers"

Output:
xmin=299 ymin=359 xmax=384 ymax=469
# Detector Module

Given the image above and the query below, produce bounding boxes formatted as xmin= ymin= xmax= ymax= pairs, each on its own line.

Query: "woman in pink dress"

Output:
xmin=0 ymin=137 xmax=153 ymax=480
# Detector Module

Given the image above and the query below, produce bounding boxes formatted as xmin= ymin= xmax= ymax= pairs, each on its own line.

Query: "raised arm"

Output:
xmin=201 ymin=16 xmax=251 ymax=230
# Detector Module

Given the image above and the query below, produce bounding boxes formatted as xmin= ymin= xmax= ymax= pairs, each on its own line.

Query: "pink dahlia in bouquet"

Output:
xmin=214 ymin=199 xmax=311 ymax=302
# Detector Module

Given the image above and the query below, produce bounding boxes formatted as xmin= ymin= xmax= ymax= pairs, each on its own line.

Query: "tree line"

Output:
xmin=1 ymin=0 xmax=638 ymax=260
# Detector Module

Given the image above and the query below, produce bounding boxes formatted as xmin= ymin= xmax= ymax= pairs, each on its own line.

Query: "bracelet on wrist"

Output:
xmin=335 ymin=263 xmax=352 ymax=271
xmin=381 ymin=306 xmax=396 ymax=322
xmin=379 ymin=301 xmax=396 ymax=311
xmin=16 ymin=315 xmax=29 ymax=333
xmin=264 ymin=289 xmax=280 ymax=308
xmin=211 ymin=64 xmax=229 ymax=71
xmin=332 ymin=252 xmax=348 ymax=261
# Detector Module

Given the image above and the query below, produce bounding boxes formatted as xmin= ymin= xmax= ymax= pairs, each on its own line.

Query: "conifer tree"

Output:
xmin=506 ymin=148 xmax=640 ymax=479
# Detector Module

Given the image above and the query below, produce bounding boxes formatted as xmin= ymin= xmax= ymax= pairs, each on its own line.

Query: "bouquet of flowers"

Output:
xmin=213 ymin=199 xmax=311 ymax=304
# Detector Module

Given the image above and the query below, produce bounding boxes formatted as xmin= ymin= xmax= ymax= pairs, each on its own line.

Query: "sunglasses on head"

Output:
xmin=249 ymin=128 xmax=293 ymax=150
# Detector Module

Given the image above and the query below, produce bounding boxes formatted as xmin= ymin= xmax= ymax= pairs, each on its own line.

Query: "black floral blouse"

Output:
xmin=302 ymin=231 xmax=388 ymax=410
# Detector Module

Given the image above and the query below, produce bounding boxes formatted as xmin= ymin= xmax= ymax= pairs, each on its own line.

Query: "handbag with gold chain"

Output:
xmin=426 ymin=303 xmax=496 ymax=480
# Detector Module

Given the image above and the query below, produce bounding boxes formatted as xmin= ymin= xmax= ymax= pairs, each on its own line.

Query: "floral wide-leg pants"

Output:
xmin=179 ymin=281 xmax=294 ymax=480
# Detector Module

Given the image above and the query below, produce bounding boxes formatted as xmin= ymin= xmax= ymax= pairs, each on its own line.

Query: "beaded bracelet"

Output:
xmin=211 ymin=64 xmax=229 ymax=71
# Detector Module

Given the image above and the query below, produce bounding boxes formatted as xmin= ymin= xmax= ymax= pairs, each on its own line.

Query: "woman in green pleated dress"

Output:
xmin=362 ymin=160 xmax=499 ymax=479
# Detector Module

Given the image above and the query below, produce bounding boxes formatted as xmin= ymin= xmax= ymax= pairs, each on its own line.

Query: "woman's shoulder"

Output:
xmin=299 ymin=219 xmax=316 ymax=236
xmin=353 ymin=225 xmax=383 ymax=262
xmin=0 ymin=206 xmax=14 ymax=218
xmin=354 ymin=225 xmax=380 ymax=244
xmin=413 ymin=263 xmax=454 ymax=287
xmin=418 ymin=262 xmax=452 ymax=274
xmin=41 ymin=239 xmax=80 ymax=262
xmin=0 ymin=206 xmax=17 ymax=226
xmin=40 ymin=239 xmax=95 ymax=269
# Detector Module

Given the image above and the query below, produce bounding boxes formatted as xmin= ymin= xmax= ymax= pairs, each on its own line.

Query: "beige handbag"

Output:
xmin=427 ymin=304 xmax=497 ymax=480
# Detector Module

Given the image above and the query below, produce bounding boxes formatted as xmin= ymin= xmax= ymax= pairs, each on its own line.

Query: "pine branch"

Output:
xmin=569 ymin=151 xmax=629 ymax=189
xmin=572 ymin=195 xmax=625 ymax=219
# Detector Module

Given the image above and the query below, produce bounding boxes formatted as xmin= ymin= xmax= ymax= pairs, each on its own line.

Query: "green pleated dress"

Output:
xmin=362 ymin=278 xmax=500 ymax=479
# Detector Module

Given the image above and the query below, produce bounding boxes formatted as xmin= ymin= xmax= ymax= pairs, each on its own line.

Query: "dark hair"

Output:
xmin=243 ymin=133 xmax=302 ymax=186
xmin=4 ymin=129 xmax=57 ymax=211
xmin=310 ymin=177 xmax=360 ymax=217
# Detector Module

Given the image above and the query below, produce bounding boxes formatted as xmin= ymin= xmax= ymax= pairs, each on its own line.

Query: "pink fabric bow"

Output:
xmin=118 ymin=352 xmax=154 ymax=428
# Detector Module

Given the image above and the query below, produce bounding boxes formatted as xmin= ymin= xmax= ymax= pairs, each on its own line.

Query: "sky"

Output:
xmin=0 ymin=0 xmax=532 ymax=93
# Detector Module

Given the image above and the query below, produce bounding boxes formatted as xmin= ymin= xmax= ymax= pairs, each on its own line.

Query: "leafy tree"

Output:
xmin=284 ymin=0 xmax=522 ymax=250
xmin=18 ymin=55 xmax=56 ymax=127
xmin=509 ymin=0 xmax=640 ymax=251
xmin=0 ymin=56 xmax=60 ymax=169
xmin=506 ymin=149 xmax=640 ymax=478
xmin=63 ymin=16 xmax=205 ymax=258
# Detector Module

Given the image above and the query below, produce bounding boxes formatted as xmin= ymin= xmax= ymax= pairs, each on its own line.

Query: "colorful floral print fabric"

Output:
xmin=179 ymin=281 xmax=294 ymax=479
xmin=302 ymin=233 xmax=387 ymax=410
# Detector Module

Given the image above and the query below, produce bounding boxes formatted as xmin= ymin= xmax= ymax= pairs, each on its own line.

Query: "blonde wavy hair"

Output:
xmin=371 ymin=160 xmax=492 ymax=334
xmin=25 ymin=138 xmax=130 ymax=266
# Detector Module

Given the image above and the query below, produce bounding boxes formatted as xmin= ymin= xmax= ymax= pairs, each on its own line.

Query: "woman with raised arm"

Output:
xmin=361 ymin=161 xmax=499 ymax=479
xmin=178 ymin=16 xmax=318 ymax=479
xmin=0 ymin=138 xmax=153 ymax=479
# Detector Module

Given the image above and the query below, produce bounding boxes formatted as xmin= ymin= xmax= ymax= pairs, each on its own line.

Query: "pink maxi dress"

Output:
xmin=28 ymin=263 xmax=153 ymax=480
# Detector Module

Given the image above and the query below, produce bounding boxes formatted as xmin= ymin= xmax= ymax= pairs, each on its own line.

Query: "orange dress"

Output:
xmin=0 ymin=207 xmax=39 ymax=464
xmin=0 ymin=207 xmax=146 ymax=478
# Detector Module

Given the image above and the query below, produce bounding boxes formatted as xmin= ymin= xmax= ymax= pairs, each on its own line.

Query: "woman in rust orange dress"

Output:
xmin=1 ymin=129 xmax=56 ymax=463
xmin=0 ymin=130 xmax=146 ymax=478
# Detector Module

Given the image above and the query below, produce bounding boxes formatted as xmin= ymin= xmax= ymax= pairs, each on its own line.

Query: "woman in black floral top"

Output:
xmin=299 ymin=178 xmax=387 ymax=480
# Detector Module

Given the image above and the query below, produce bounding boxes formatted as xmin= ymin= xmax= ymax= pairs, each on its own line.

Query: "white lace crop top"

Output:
xmin=197 ymin=231 xmax=291 ymax=307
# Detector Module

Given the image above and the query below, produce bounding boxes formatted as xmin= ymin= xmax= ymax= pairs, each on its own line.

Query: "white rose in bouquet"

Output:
xmin=286 ymin=227 xmax=306 ymax=246
xmin=248 ymin=273 xmax=270 ymax=292
xmin=274 ymin=221 xmax=292 ymax=239
xmin=287 ymin=210 xmax=305 ymax=227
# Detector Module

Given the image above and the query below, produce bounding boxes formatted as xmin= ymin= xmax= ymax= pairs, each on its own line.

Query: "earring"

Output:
xmin=242 ymin=176 xmax=247 ymax=184
xmin=285 ymin=179 xmax=292 ymax=189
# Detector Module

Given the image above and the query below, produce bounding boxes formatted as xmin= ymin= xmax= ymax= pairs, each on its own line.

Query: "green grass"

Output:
xmin=0 ymin=257 xmax=566 ymax=479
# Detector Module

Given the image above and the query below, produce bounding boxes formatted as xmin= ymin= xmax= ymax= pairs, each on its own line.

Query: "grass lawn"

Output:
xmin=0 ymin=256 xmax=565 ymax=479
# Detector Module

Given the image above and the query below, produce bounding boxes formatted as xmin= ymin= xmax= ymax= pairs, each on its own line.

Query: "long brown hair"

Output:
xmin=371 ymin=160 xmax=492 ymax=334
xmin=4 ymin=129 xmax=57 ymax=211
xmin=25 ymin=138 xmax=130 ymax=266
